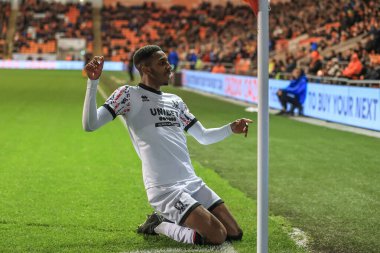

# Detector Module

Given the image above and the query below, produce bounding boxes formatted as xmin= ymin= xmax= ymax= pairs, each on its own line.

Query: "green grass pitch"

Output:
xmin=0 ymin=69 xmax=379 ymax=253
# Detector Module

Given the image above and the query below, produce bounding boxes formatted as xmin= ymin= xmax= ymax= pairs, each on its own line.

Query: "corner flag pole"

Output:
xmin=257 ymin=0 xmax=269 ymax=252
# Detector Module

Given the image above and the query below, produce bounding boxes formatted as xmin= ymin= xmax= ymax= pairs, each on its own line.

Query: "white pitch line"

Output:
xmin=97 ymin=83 xmax=109 ymax=100
xmin=98 ymin=81 xmax=237 ymax=253
xmin=110 ymin=75 xmax=126 ymax=85
xmin=123 ymin=242 xmax=237 ymax=253
xmin=289 ymin=227 xmax=309 ymax=250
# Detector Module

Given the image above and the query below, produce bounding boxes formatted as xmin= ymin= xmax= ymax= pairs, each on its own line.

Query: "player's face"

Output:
xmin=148 ymin=51 xmax=172 ymax=86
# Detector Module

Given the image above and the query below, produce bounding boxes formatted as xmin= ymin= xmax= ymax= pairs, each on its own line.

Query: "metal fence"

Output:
xmin=178 ymin=61 xmax=380 ymax=88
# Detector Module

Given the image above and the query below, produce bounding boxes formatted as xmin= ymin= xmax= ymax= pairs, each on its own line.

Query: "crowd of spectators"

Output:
xmin=269 ymin=0 xmax=380 ymax=81
xmin=100 ymin=1 xmax=258 ymax=67
xmin=100 ymin=0 xmax=380 ymax=80
xmin=318 ymin=40 xmax=380 ymax=80
xmin=4 ymin=0 xmax=380 ymax=81
xmin=13 ymin=0 xmax=93 ymax=58
xmin=0 ymin=2 xmax=10 ymax=59
xmin=270 ymin=0 xmax=375 ymax=46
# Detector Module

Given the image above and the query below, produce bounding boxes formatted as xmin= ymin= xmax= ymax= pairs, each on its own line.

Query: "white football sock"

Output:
xmin=154 ymin=222 xmax=196 ymax=244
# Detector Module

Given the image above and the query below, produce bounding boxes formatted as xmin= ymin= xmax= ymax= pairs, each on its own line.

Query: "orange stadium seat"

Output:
xmin=111 ymin=39 xmax=127 ymax=47
xmin=102 ymin=46 xmax=109 ymax=55
xmin=87 ymin=42 xmax=93 ymax=52
xmin=275 ymin=39 xmax=289 ymax=51
xmin=325 ymin=22 xmax=341 ymax=30
xmin=113 ymin=20 xmax=129 ymax=29
xmin=149 ymin=29 xmax=159 ymax=40
xmin=199 ymin=27 xmax=207 ymax=40
xmin=369 ymin=54 xmax=380 ymax=65
xmin=111 ymin=54 xmax=122 ymax=62
xmin=299 ymin=37 xmax=322 ymax=48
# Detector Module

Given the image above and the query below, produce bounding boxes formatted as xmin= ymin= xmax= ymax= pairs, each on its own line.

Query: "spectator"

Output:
xmin=342 ymin=53 xmax=363 ymax=79
xmin=361 ymin=62 xmax=380 ymax=80
xmin=127 ymin=50 xmax=136 ymax=81
xmin=324 ymin=50 xmax=337 ymax=61
xmin=211 ymin=62 xmax=226 ymax=74
xmin=365 ymin=33 xmax=379 ymax=54
xmin=326 ymin=58 xmax=341 ymax=77
xmin=285 ymin=55 xmax=297 ymax=73
xmin=276 ymin=68 xmax=308 ymax=116
xmin=186 ymin=49 xmax=197 ymax=70
xmin=82 ymin=52 xmax=92 ymax=77
xmin=269 ymin=58 xmax=276 ymax=77
xmin=168 ymin=48 xmax=179 ymax=72
xmin=195 ymin=57 xmax=204 ymax=70
xmin=308 ymin=50 xmax=323 ymax=75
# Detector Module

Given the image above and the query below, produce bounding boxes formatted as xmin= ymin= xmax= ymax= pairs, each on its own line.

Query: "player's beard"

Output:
xmin=152 ymin=69 xmax=170 ymax=86
xmin=162 ymin=80 xmax=169 ymax=86
xmin=161 ymin=71 xmax=172 ymax=86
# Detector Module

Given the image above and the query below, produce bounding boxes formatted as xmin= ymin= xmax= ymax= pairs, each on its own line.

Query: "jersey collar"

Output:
xmin=138 ymin=83 xmax=162 ymax=95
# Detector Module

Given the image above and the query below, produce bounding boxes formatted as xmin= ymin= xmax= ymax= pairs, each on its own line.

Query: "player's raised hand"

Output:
xmin=85 ymin=56 xmax=104 ymax=80
xmin=230 ymin=118 xmax=253 ymax=137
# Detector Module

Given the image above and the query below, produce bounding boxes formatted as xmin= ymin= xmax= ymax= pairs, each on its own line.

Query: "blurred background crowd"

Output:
xmin=0 ymin=0 xmax=379 ymax=82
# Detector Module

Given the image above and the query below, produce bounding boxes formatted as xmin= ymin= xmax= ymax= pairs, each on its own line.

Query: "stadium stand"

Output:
xmin=0 ymin=1 xmax=10 ymax=59
xmin=4 ymin=0 xmax=380 ymax=83
xmin=100 ymin=1 xmax=257 ymax=73
xmin=13 ymin=0 xmax=93 ymax=59
xmin=99 ymin=0 xmax=380 ymax=81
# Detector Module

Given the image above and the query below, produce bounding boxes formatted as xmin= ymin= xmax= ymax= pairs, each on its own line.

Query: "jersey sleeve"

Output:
xmin=178 ymin=100 xmax=197 ymax=131
xmin=103 ymin=85 xmax=131 ymax=119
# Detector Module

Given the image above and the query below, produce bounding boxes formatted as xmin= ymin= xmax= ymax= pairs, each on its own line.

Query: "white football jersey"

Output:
xmin=103 ymin=84 xmax=199 ymax=189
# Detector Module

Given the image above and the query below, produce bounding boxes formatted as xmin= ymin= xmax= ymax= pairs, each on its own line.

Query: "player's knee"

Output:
xmin=227 ymin=228 xmax=243 ymax=241
xmin=207 ymin=225 xmax=227 ymax=245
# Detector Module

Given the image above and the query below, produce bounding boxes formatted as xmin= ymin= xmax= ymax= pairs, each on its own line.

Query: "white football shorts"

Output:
xmin=146 ymin=178 xmax=224 ymax=225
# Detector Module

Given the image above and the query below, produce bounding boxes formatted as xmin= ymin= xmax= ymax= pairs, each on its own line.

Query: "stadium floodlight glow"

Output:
xmin=257 ymin=0 xmax=269 ymax=253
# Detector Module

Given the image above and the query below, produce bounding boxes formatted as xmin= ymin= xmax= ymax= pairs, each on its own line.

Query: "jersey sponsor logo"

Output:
xmin=155 ymin=122 xmax=181 ymax=127
xmin=174 ymin=200 xmax=189 ymax=214
xmin=159 ymin=116 xmax=176 ymax=122
xmin=150 ymin=107 xmax=181 ymax=128
xmin=141 ymin=95 xmax=149 ymax=102
xmin=150 ymin=108 xmax=179 ymax=117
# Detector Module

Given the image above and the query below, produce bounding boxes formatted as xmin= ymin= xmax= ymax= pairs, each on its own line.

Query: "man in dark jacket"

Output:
xmin=168 ymin=48 xmax=179 ymax=72
xmin=276 ymin=68 xmax=308 ymax=116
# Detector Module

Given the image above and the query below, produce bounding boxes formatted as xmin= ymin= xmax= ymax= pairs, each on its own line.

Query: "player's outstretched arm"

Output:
xmin=82 ymin=56 xmax=113 ymax=132
xmin=187 ymin=118 xmax=253 ymax=145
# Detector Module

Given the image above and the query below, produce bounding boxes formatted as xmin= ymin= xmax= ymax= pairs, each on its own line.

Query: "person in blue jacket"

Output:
xmin=276 ymin=68 xmax=308 ymax=116
xmin=168 ymin=48 xmax=179 ymax=72
xmin=186 ymin=49 xmax=197 ymax=70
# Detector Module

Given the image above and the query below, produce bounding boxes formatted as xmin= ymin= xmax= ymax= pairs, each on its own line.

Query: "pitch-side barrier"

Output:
xmin=0 ymin=60 xmax=124 ymax=71
xmin=181 ymin=70 xmax=380 ymax=132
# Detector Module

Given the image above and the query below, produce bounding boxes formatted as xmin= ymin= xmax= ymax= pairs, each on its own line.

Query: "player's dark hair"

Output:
xmin=133 ymin=45 xmax=162 ymax=69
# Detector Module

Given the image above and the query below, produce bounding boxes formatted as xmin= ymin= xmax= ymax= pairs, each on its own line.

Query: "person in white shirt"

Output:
xmin=83 ymin=45 xmax=253 ymax=245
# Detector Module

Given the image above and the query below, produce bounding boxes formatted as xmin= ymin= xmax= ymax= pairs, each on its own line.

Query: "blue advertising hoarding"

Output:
xmin=0 ymin=60 xmax=124 ymax=71
xmin=182 ymin=70 xmax=380 ymax=131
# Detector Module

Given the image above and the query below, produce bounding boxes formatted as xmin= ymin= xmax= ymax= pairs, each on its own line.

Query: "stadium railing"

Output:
xmin=271 ymin=72 xmax=380 ymax=88
xmin=177 ymin=60 xmax=380 ymax=88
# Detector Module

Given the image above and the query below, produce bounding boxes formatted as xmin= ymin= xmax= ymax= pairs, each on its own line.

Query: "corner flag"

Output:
xmin=242 ymin=0 xmax=269 ymax=253
xmin=243 ymin=0 xmax=259 ymax=16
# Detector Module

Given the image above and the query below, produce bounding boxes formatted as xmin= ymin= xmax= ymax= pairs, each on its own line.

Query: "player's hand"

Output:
xmin=85 ymin=56 xmax=104 ymax=80
xmin=230 ymin=118 xmax=253 ymax=137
